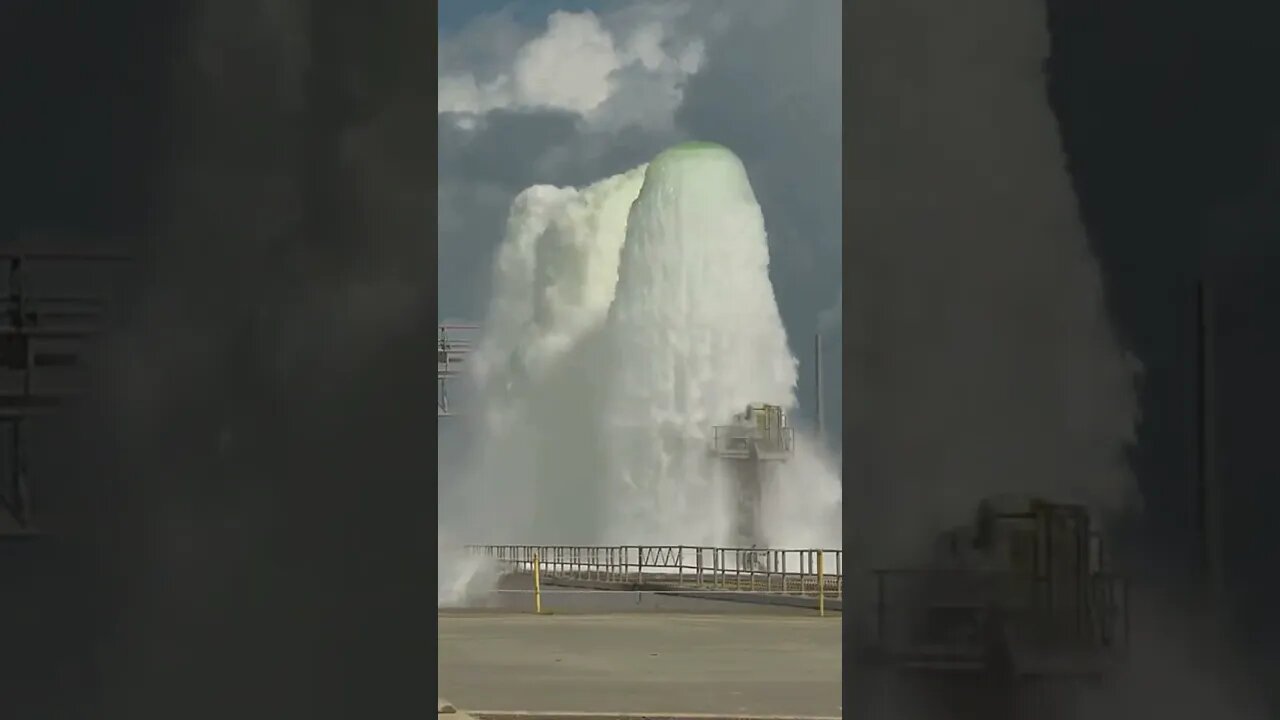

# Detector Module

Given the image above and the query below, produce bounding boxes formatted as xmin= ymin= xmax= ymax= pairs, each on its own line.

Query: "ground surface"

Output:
xmin=464 ymin=574 xmax=829 ymax=614
xmin=437 ymin=612 xmax=842 ymax=717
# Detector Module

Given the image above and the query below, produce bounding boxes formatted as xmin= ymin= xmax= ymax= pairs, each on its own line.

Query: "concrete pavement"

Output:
xmin=438 ymin=612 xmax=842 ymax=718
xmin=439 ymin=698 xmax=478 ymax=720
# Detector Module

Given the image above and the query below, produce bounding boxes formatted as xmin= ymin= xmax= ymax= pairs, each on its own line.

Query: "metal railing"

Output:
xmin=869 ymin=568 xmax=1130 ymax=662
xmin=710 ymin=426 xmax=795 ymax=457
xmin=466 ymin=544 xmax=842 ymax=598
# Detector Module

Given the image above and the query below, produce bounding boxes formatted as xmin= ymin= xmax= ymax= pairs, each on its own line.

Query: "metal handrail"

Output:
xmin=465 ymin=544 xmax=842 ymax=598
xmin=869 ymin=567 xmax=1130 ymax=656
xmin=709 ymin=426 xmax=795 ymax=455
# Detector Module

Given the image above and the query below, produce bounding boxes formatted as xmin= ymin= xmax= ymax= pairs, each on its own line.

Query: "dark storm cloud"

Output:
xmin=440 ymin=110 xmax=583 ymax=186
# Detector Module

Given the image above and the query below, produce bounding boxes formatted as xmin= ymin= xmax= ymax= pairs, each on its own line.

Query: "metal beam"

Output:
xmin=438 ymin=323 xmax=477 ymax=418
xmin=0 ymin=240 xmax=128 ymax=538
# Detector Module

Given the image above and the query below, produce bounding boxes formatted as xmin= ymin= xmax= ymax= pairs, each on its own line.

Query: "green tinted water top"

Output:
xmin=653 ymin=141 xmax=735 ymax=160
xmin=641 ymin=141 xmax=754 ymax=204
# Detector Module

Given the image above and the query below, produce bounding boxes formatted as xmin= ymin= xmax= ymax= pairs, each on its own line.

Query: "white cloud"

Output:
xmin=438 ymin=9 xmax=704 ymax=130
xmin=510 ymin=12 xmax=621 ymax=113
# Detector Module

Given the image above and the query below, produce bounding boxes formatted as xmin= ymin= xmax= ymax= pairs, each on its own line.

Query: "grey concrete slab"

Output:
xmin=437 ymin=613 xmax=842 ymax=717
xmin=439 ymin=697 xmax=478 ymax=720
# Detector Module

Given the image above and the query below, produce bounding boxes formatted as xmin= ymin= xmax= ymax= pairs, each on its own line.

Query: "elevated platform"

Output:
xmin=464 ymin=544 xmax=842 ymax=613
xmin=438 ymin=323 xmax=477 ymax=417
xmin=864 ymin=567 xmax=1130 ymax=682
xmin=710 ymin=423 xmax=794 ymax=461
xmin=0 ymin=247 xmax=126 ymax=537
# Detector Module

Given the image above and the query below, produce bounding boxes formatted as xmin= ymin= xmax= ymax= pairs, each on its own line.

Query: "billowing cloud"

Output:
xmin=438 ymin=7 xmax=705 ymax=130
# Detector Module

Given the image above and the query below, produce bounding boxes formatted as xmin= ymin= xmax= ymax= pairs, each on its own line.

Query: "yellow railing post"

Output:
xmin=533 ymin=551 xmax=543 ymax=614
xmin=817 ymin=549 xmax=825 ymax=617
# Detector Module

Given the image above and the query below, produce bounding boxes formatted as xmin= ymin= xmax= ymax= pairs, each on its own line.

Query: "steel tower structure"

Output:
xmin=0 ymin=247 xmax=127 ymax=538
xmin=437 ymin=323 xmax=477 ymax=417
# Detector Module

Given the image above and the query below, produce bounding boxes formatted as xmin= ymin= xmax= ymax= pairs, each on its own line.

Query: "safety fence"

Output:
xmin=710 ymin=424 xmax=795 ymax=457
xmin=868 ymin=568 xmax=1131 ymax=665
xmin=465 ymin=544 xmax=842 ymax=598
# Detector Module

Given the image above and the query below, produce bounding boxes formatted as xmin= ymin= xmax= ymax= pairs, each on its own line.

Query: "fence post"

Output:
xmin=817 ymin=549 xmax=825 ymax=617
xmin=533 ymin=551 xmax=543 ymax=615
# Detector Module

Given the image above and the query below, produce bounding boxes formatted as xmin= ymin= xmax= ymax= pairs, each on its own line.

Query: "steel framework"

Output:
xmin=467 ymin=543 xmax=843 ymax=597
xmin=437 ymin=323 xmax=476 ymax=417
xmin=0 ymin=248 xmax=127 ymax=538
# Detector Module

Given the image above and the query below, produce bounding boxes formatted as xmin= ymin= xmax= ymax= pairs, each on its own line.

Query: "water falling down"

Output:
xmin=442 ymin=141 xmax=840 ymax=564
xmin=844 ymin=0 xmax=1142 ymax=567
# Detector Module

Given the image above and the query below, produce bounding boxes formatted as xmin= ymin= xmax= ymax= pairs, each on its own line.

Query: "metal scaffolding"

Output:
xmin=437 ymin=323 xmax=477 ymax=417
xmin=0 ymin=248 xmax=127 ymax=538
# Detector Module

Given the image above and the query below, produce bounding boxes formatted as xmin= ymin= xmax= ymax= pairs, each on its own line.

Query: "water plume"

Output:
xmin=439 ymin=141 xmax=840 ymax=583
